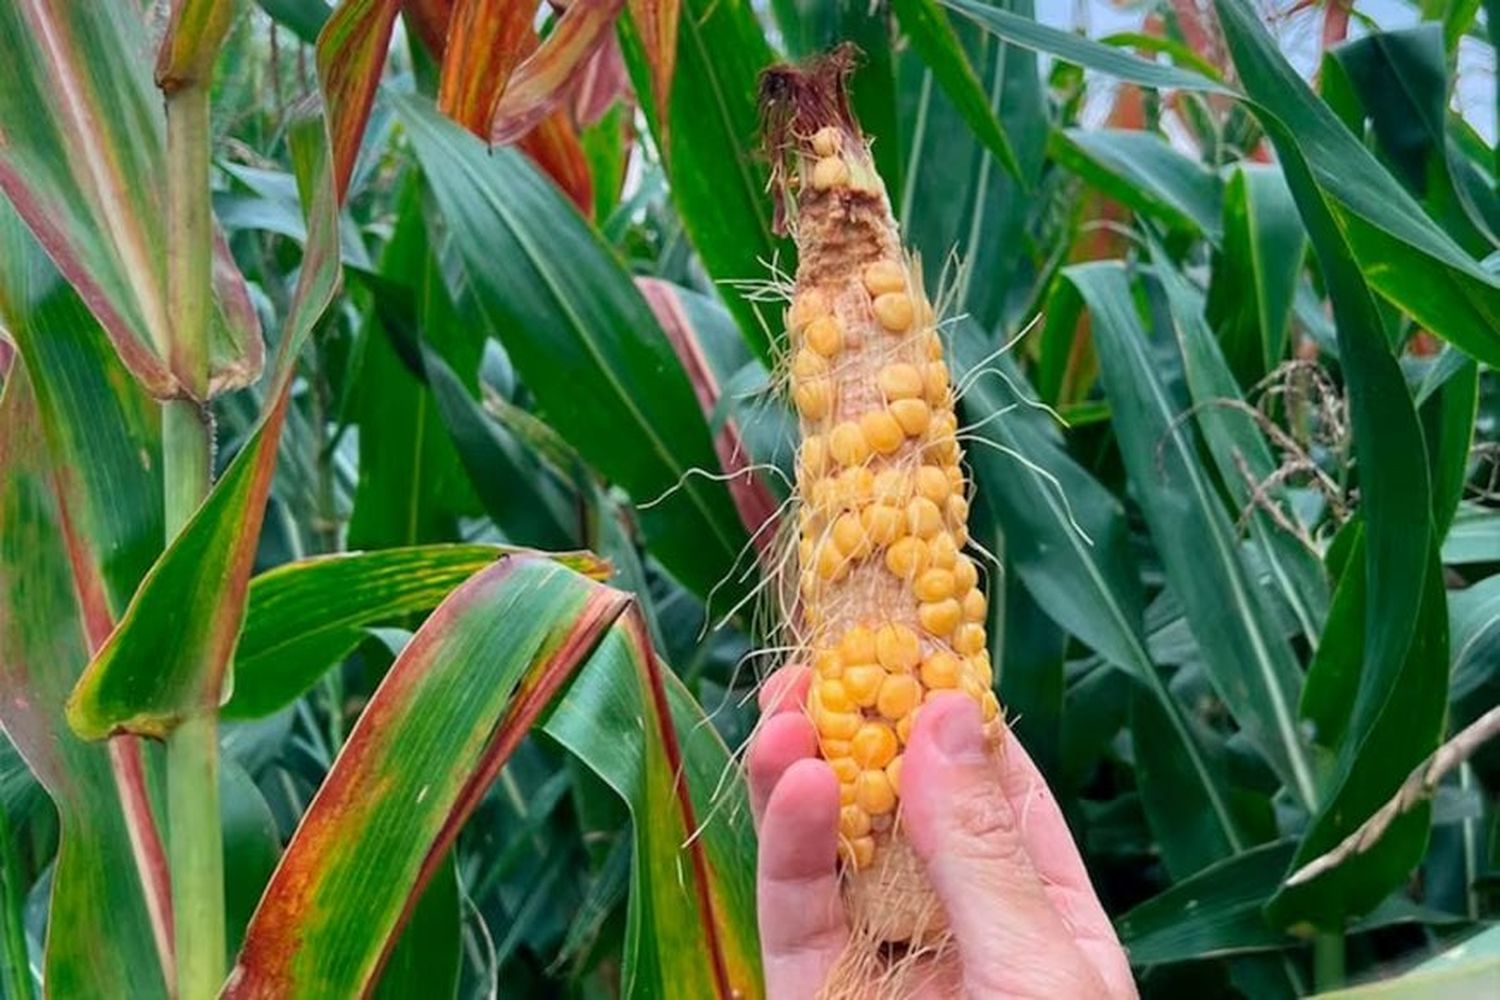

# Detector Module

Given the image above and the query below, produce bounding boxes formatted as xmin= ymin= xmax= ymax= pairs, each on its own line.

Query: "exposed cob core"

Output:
xmin=762 ymin=49 xmax=1002 ymax=950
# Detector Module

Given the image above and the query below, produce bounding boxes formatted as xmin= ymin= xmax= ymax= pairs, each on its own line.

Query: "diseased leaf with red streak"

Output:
xmin=316 ymin=0 xmax=402 ymax=200
xmin=401 ymin=0 xmax=454 ymax=58
xmin=572 ymin=34 xmax=633 ymax=126
xmin=626 ymin=0 xmax=678 ymax=148
xmin=436 ymin=0 xmax=535 ymax=137
xmin=517 ymin=108 xmax=596 ymax=216
xmin=490 ymin=0 xmax=625 ymax=144
xmin=638 ymin=277 xmax=780 ymax=556
xmin=223 ymin=557 xmax=630 ymax=997
xmin=155 ymin=0 xmax=237 ymax=92
xmin=0 ymin=0 xmax=262 ymax=399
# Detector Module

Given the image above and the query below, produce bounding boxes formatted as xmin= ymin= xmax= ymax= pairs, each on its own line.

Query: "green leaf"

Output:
xmin=1449 ymin=574 xmax=1500 ymax=704
xmin=1205 ymin=165 xmax=1306 ymax=384
xmin=1420 ymin=356 xmax=1478 ymax=540
xmin=229 ymin=545 xmax=608 ymax=720
xmin=396 ymin=95 xmax=753 ymax=607
xmin=1071 ymin=261 xmax=1317 ymax=808
xmin=1443 ymin=504 xmax=1500 ymax=565
xmin=372 ymin=856 xmax=460 ymax=1000
xmin=1316 ymin=924 xmax=1500 ymax=999
xmin=0 ymin=0 xmax=262 ymax=398
xmin=1052 ymin=129 xmax=1224 ymax=242
xmin=619 ymin=0 xmax=786 ymax=363
xmin=221 ymin=760 xmax=279 ymax=959
xmin=891 ymin=0 xmax=1021 ymax=183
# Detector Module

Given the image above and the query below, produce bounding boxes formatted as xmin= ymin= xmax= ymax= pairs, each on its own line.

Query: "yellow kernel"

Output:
xmin=963 ymin=589 xmax=987 ymax=622
xmin=851 ymin=722 xmax=898 ymax=769
xmin=855 ymin=769 xmax=897 ymax=815
xmin=920 ymin=651 xmax=962 ymax=689
xmin=813 ymin=648 xmax=843 ymax=678
xmin=947 ymin=493 xmax=970 ymax=527
xmin=970 ymin=651 xmax=994 ymax=688
xmin=960 ymin=672 xmax=986 ymax=702
xmin=907 ymin=497 xmax=944 ymax=539
xmin=928 ymin=532 xmax=958 ymax=570
xmin=877 ymin=673 xmax=921 ymax=720
xmin=841 ymin=835 xmax=876 ymax=868
xmin=915 ymin=465 xmax=950 ymax=504
xmin=818 ymin=711 xmax=860 ymax=740
xmin=840 ymin=782 xmax=857 ymax=806
xmin=792 ymin=350 xmax=827 ymax=383
xmin=875 ymin=624 xmax=920 ymax=672
xmin=886 ymin=755 xmax=903 ymax=796
xmin=794 ymin=378 xmax=833 ymax=419
xmin=872 ymin=468 xmax=909 ymax=504
xmin=805 ymin=315 xmax=842 ymax=357
xmin=861 ymin=410 xmax=904 ymax=455
xmin=924 ymin=363 xmax=951 ymax=404
xmin=840 ymin=626 xmax=876 ymax=664
xmin=812 ymin=126 xmax=842 ymax=157
xmin=815 ymin=541 xmax=847 ymax=582
xmin=877 ymin=363 xmax=924 ymax=400
xmin=861 ymin=503 xmax=905 ymax=546
xmin=820 ymin=738 xmax=852 ymax=760
xmin=842 ymin=664 xmax=886 ymax=707
xmin=913 ymin=568 xmax=956 ymax=602
xmin=819 ymin=678 xmax=853 ymax=713
xmin=863 ymin=259 xmax=907 ymax=296
xmin=890 ymin=398 xmax=932 ymax=436
xmin=953 ymin=555 xmax=978 ymax=593
xmin=789 ymin=288 xmax=829 ymax=330
xmin=829 ymin=756 xmax=860 ymax=783
xmin=896 ymin=713 xmax=916 ymax=745
xmin=919 ymin=599 xmax=962 ymax=636
xmin=832 ymin=512 xmax=869 ymax=559
xmin=829 ymin=421 xmax=871 ymax=467
xmin=982 ymin=690 xmax=1001 ymax=721
xmin=800 ymin=435 xmax=827 ymax=478
xmin=925 ymin=330 xmax=944 ymax=359
xmin=813 ymin=156 xmax=850 ymax=190
xmin=885 ymin=537 xmax=929 ymax=579
xmin=873 ymin=293 xmax=914 ymax=332
xmin=953 ymin=623 xmax=987 ymax=655
xmin=946 ymin=464 xmax=965 ymax=489
xmin=840 ymin=804 xmax=871 ymax=839
xmin=835 ymin=466 xmax=875 ymax=508
xmin=808 ymin=477 xmax=836 ymax=514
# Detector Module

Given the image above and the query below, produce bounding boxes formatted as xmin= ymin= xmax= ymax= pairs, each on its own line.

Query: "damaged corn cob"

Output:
xmin=763 ymin=47 xmax=1002 ymax=947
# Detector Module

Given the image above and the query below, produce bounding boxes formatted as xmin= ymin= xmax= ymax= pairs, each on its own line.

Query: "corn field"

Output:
xmin=0 ymin=0 xmax=1497 ymax=997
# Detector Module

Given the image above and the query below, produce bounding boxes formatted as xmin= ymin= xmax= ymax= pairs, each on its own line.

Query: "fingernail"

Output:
xmin=933 ymin=698 xmax=986 ymax=763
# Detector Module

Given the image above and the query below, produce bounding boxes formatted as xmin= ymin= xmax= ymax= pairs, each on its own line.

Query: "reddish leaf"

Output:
xmin=625 ymin=0 xmax=678 ymax=147
xmin=572 ymin=33 xmax=632 ymax=126
xmin=517 ymin=108 xmax=595 ymax=216
xmin=155 ymin=0 xmax=237 ymax=92
xmin=400 ymin=0 xmax=454 ymax=58
xmin=316 ymin=0 xmax=401 ymax=200
xmin=436 ymin=0 xmax=535 ymax=137
xmin=489 ymin=0 xmax=624 ymax=145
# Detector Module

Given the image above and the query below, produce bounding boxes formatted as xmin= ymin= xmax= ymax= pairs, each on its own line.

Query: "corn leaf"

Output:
xmin=65 ymin=1 xmax=392 ymax=739
xmin=626 ymin=0 xmax=680 ymax=150
xmin=436 ymin=0 xmax=534 ymax=135
xmin=397 ymin=95 xmax=753 ymax=607
xmin=489 ymin=0 xmax=624 ymax=145
xmin=618 ymin=0 xmax=784 ymax=364
xmin=155 ymin=0 xmax=237 ymax=91
xmin=1051 ymin=129 xmax=1224 ymax=242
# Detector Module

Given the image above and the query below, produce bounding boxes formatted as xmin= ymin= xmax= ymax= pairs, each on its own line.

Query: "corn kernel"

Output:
xmin=873 ymin=293 xmax=914 ymax=332
xmin=963 ymin=589 xmax=987 ymax=622
xmin=863 ymin=259 xmax=906 ymax=296
xmin=839 ymin=626 xmax=876 ymax=664
xmin=840 ymin=804 xmax=871 ymax=839
xmin=928 ymin=532 xmax=958 ymax=570
xmin=924 ymin=363 xmax=950 ymax=404
xmin=907 ymin=497 xmax=944 ymax=539
xmin=792 ymin=348 xmax=826 ymax=380
xmin=800 ymin=435 xmax=827 ymax=478
xmin=953 ymin=622 xmax=987 ymax=655
xmin=861 ymin=410 xmax=904 ymax=456
xmin=970 ymin=651 xmax=994 ymax=688
xmin=813 ymin=156 xmax=850 ymax=190
xmin=818 ymin=711 xmax=860 ymax=740
xmin=835 ymin=466 xmax=875 ymax=508
xmin=851 ymin=721 xmax=898 ymax=769
xmin=877 ymin=362 xmax=924 ymax=400
xmin=947 ymin=493 xmax=970 ymax=528
xmin=925 ymin=330 xmax=944 ymax=359
xmin=946 ymin=464 xmax=965 ymax=490
xmin=827 ymin=757 xmax=859 ymax=784
xmin=960 ymin=672 xmax=986 ymax=702
xmin=789 ymin=288 xmax=828 ymax=330
xmin=813 ymin=647 xmax=842 ymax=678
xmin=919 ymin=598 xmax=962 ymax=636
xmin=913 ymin=568 xmax=956 ymax=602
xmin=816 ymin=541 xmax=847 ymax=582
xmin=861 ymin=503 xmax=905 ymax=546
xmin=829 ymin=421 xmax=870 ymax=467
xmin=855 ymin=769 xmax=897 ymax=815
xmin=915 ymin=465 xmax=950 ymax=504
xmin=875 ymin=624 xmax=920 ymax=671
xmin=953 ymin=555 xmax=978 ymax=593
xmin=806 ymin=315 xmax=842 ymax=357
xmin=818 ymin=678 xmax=853 ymax=713
xmin=842 ymin=664 xmax=886 ymax=707
xmin=831 ymin=512 xmax=867 ymax=559
xmin=812 ymin=126 xmax=842 ymax=157
xmin=840 ymin=782 xmax=857 ymax=806
xmin=920 ymin=651 xmax=961 ymax=689
xmin=884 ymin=537 xmax=929 ymax=579
xmin=890 ymin=398 xmax=932 ymax=436
xmin=886 ymin=755 xmax=903 ymax=796
xmin=794 ymin=378 xmax=832 ymax=419
xmin=877 ymin=673 xmax=921 ymax=720
xmin=842 ymin=835 xmax=876 ymax=868
xmin=896 ymin=709 xmax=918 ymax=745
xmin=982 ymin=690 xmax=1001 ymax=722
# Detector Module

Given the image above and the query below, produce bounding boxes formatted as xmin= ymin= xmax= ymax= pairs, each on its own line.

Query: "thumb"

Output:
xmin=902 ymin=695 xmax=1107 ymax=998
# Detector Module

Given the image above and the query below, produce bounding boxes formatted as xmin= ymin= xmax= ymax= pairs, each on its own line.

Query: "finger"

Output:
xmin=747 ymin=711 xmax=818 ymax=829
xmin=758 ymin=663 xmax=810 ymax=715
xmin=902 ymin=695 xmax=1108 ymax=998
xmin=997 ymin=730 xmax=1135 ymax=998
xmin=757 ymin=758 xmax=849 ymax=998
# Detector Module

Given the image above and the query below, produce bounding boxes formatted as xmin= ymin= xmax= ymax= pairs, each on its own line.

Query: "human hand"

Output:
xmin=749 ymin=665 xmax=1136 ymax=998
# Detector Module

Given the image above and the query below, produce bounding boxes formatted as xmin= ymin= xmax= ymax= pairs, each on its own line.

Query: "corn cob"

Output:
xmin=762 ymin=48 xmax=1002 ymax=950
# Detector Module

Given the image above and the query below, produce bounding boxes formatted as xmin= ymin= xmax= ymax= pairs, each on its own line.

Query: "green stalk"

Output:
xmin=0 ymin=804 xmax=34 ymax=1000
xmin=163 ymin=81 xmax=224 ymax=1000
xmin=1313 ymin=931 xmax=1345 ymax=993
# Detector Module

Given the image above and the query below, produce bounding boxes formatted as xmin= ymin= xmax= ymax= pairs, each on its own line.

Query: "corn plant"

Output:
xmin=0 ymin=0 xmax=1497 ymax=998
